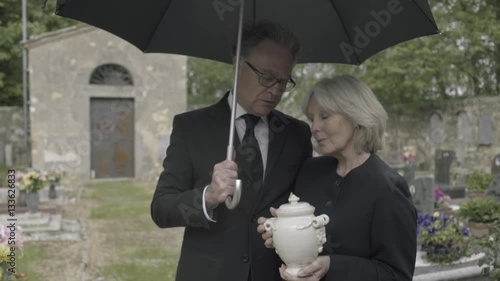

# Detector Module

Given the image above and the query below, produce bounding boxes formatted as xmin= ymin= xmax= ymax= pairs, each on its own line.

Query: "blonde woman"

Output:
xmin=258 ymin=75 xmax=417 ymax=281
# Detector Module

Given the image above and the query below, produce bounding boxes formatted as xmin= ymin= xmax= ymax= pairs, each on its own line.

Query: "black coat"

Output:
xmin=151 ymin=93 xmax=312 ymax=281
xmin=294 ymin=154 xmax=417 ymax=281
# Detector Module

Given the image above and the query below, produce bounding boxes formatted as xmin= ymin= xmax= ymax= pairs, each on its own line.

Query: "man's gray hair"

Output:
xmin=302 ymin=75 xmax=388 ymax=153
xmin=232 ymin=22 xmax=301 ymax=62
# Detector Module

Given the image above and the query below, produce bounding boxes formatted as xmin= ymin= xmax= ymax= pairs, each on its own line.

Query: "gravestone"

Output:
xmin=492 ymin=154 xmax=500 ymax=176
xmin=478 ymin=114 xmax=493 ymax=145
xmin=4 ymin=143 xmax=12 ymax=167
xmin=413 ymin=176 xmax=435 ymax=215
xmin=429 ymin=112 xmax=444 ymax=145
xmin=435 ymin=150 xmax=465 ymax=198
xmin=457 ymin=111 xmax=473 ymax=145
xmin=0 ymin=141 xmax=4 ymax=165
xmin=435 ymin=150 xmax=455 ymax=185
xmin=403 ymin=163 xmax=416 ymax=189
xmin=486 ymin=174 xmax=500 ymax=201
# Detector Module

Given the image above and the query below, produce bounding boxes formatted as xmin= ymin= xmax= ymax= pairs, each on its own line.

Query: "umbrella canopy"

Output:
xmin=55 ymin=0 xmax=439 ymax=209
xmin=55 ymin=0 xmax=439 ymax=65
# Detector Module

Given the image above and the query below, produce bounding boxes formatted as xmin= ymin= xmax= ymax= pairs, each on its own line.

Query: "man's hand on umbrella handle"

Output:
xmin=257 ymin=207 xmax=277 ymax=248
xmin=206 ymin=159 xmax=238 ymax=209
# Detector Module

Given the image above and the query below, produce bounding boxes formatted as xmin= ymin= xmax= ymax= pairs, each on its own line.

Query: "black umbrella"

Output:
xmin=55 ymin=0 xmax=439 ymax=208
xmin=56 ymin=0 xmax=438 ymax=65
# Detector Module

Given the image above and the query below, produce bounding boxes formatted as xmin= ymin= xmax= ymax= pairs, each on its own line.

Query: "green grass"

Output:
xmin=86 ymin=181 xmax=153 ymax=220
xmin=10 ymin=180 xmax=180 ymax=281
xmin=16 ymin=243 xmax=47 ymax=281
xmin=86 ymin=180 xmax=180 ymax=280
xmin=103 ymin=263 xmax=177 ymax=281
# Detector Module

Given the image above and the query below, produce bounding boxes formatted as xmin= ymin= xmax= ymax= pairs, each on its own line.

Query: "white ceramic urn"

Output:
xmin=264 ymin=193 xmax=329 ymax=276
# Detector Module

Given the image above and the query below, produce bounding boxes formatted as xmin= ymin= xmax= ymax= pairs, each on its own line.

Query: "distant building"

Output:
xmin=24 ymin=24 xmax=187 ymax=181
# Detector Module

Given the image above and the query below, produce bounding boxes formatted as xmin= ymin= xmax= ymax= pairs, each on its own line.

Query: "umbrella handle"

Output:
xmin=225 ymin=179 xmax=242 ymax=210
xmin=225 ymin=0 xmax=245 ymax=211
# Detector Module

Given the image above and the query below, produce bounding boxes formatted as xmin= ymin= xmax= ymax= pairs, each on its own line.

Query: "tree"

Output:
xmin=186 ymin=0 xmax=499 ymax=116
xmin=0 ymin=0 xmax=75 ymax=105
xmin=187 ymin=58 xmax=234 ymax=105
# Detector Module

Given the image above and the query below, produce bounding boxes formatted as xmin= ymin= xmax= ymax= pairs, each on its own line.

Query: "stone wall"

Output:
xmin=0 ymin=106 xmax=30 ymax=166
xmin=383 ymin=96 xmax=500 ymax=176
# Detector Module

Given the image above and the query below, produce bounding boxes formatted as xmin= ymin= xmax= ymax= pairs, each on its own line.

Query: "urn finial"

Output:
xmin=288 ymin=193 xmax=299 ymax=204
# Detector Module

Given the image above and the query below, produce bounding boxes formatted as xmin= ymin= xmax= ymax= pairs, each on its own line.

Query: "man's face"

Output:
xmin=235 ymin=39 xmax=295 ymax=117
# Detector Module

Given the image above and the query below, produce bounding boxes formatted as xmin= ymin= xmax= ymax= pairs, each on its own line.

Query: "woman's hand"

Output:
xmin=256 ymin=207 xmax=277 ymax=248
xmin=279 ymin=256 xmax=330 ymax=281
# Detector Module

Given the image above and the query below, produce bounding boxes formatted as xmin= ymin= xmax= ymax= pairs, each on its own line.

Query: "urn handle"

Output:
xmin=312 ymin=214 xmax=330 ymax=228
xmin=312 ymin=215 xmax=329 ymax=253
xmin=264 ymin=217 xmax=276 ymax=232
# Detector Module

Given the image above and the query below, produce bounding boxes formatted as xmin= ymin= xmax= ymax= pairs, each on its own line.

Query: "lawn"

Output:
xmin=10 ymin=180 xmax=183 ymax=281
xmin=84 ymin=181 xmax=182 ymax=281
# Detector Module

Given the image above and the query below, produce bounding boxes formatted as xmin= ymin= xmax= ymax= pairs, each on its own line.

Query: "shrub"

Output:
xmin=457 ymin=198 xmax=500 ymax=224
xmin=473 ymin=220 xmax=500 ymax=280
xmin=465 ymin=171 xmax=495 ymax=192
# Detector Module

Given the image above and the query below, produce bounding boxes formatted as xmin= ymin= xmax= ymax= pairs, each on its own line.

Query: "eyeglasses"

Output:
xmin=245 ymin=61 xmax=296 ymax=91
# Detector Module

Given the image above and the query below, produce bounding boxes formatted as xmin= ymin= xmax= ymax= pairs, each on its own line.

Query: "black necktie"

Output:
xmin=238 ymin=114 xmax=264 ymax=193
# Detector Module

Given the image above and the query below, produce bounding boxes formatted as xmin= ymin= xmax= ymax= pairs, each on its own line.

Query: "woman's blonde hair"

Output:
xmin=302 ymin=75 xmax=388 ymax=153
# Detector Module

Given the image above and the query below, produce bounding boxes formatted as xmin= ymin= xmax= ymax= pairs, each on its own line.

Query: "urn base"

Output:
xmin=285 ymin=266 xmax=301 ymax=276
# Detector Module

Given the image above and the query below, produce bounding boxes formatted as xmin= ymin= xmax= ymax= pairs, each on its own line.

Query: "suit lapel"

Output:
xmin=210 ymin=93 xmax=233 ymax=162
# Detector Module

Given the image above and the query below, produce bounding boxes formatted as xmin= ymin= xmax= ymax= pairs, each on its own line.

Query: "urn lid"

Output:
xmin=275 ymin=193 xmax=315 ymax=217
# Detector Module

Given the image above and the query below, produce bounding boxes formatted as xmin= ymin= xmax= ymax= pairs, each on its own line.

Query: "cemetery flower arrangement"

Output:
xmin=401 ymin=145 xmax=415 ymax=163
xmin=47 ymin=166 xmax=65 ymax=183
xmin=0 ymin=225 xmax=27 ymax=280
xmin=19 ymin=170 xmax=46 ymax=192
xmin=434 ymin=186 xmax=452 ymax=208
xmin=418 ymin=212 xmax=471 ymax=264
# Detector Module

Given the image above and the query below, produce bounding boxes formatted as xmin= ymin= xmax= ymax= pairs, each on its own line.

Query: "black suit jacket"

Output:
xmin=294 ymin=154 xmax=417 ymax=281
xmin=151 ymin=94 xmax=312 ymax=281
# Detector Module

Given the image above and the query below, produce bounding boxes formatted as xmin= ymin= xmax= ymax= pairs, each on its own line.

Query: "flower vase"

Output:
xmin=18 ymin=189 xmax=27 ymax=207
xmin=468 ymin=222 xmax=490 ymax=238
xmin=26 ymin=191 xmax=40 ymax=214
xmin=49 ymin=182 xmax=57 ymax=199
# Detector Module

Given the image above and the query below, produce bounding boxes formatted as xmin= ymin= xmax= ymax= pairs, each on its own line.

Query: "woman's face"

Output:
xmin=306 ymin=96 xmax=356 ymax=156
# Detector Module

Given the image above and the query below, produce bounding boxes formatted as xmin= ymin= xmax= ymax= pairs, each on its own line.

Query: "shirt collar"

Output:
xmin=227 ymin=91 xmax=269 ymax=125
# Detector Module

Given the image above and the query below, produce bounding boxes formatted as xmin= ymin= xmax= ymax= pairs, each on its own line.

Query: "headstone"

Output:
xmin=429 ymin=112 xmax=444 ymax=145
xmin=4 ymin=143 xmax=13 ymax=167
xmin=457 ymin=111 xmax=473 ymax=145
xmin=434 ymin=150 xmax=455 ymax=185
xmin=485 ymin=174 xmax=500 ymax=201
xmin=492 ymin=154 xmax=500 ymax=176
xmin=413 ymin=176 xmax=435 ymax=215
xmin=478 ymin=114 xmax=493 ymax=145
xmin=0 ymin=141 xmax=4 ymax=165
xmin=434 ymin=150 xmax=466 ymax=198
xmin=403 ymin=163 xmax=416 ymax=189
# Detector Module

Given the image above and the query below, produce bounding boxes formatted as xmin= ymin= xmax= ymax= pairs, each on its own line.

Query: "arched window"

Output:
xmin=89 ymin=64 xmax=133 ymax=86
